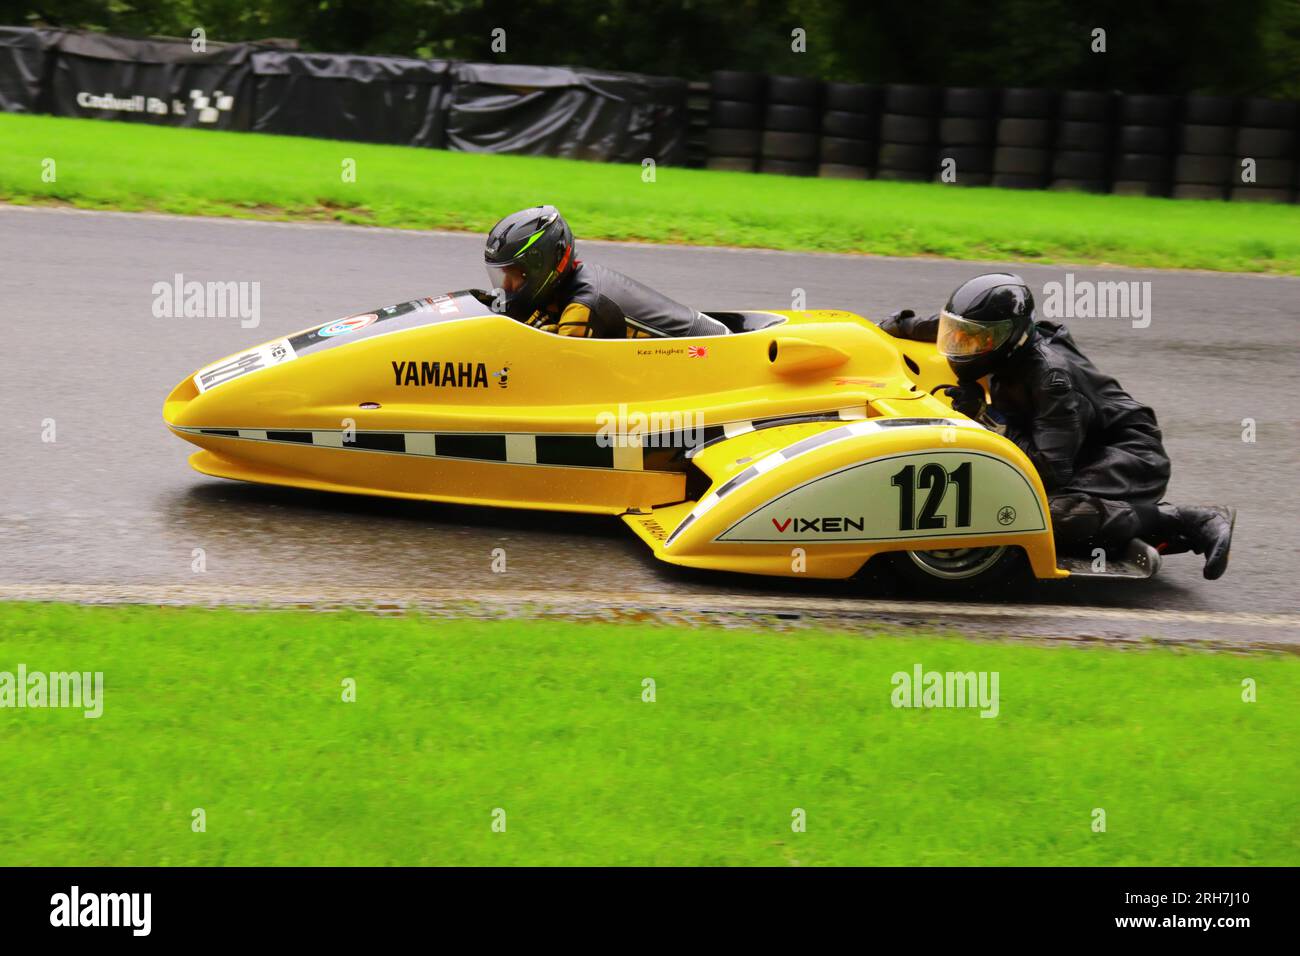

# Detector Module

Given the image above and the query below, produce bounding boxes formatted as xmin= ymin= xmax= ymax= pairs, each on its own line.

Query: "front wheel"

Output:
xmin=883 ymin=545 xmax=1026 ymax=597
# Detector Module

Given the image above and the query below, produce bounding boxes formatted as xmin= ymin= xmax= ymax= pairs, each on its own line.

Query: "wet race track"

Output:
xmin=2 ymin=206 xmax=1297 ymax=641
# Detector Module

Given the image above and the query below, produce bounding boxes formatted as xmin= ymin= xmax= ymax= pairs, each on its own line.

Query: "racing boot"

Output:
xmin=1154 ymin=504 xmax=1235 ymax=580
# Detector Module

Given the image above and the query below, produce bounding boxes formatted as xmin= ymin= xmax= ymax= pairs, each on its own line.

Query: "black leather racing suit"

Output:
xmin=525 ymin=261 xmax=728 ymax=338
xmin=881 ymin=312 xmax=1172 ymax=554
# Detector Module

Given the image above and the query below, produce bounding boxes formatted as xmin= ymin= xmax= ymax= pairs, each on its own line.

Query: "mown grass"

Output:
xmin=0 ymin=602 xmax=1295 ymax=866
xmin=2 ymin=113 xmax=1299 ymax=272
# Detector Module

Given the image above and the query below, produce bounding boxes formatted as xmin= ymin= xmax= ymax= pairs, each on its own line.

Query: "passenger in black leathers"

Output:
xmin=881 ymin=274 xmax=1234 ymax=579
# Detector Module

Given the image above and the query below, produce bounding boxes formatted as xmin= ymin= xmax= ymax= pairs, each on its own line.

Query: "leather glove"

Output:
xmin=879 ymin=308 xmax=915 ymax=336
xmin=943 ymin=382 xmax=986 ymax=419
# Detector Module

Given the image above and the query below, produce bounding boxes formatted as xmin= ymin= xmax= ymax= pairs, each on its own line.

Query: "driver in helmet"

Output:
xmin=881 ymin=273 xmax=1235 ymax=579
xmin=484 ymin=205 xmax=728 ymax=338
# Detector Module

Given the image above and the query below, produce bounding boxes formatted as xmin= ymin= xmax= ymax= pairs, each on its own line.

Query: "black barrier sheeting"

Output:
xmin=447 ymin=62 xmax=688 ymax=164
xmin=45 ymin=30 xmax=255 ymax=130
xmin=250 ymin=51 xmax=450 ymax=146
xmin=0 ymin=27 xmax=52 ymax=113
xmin=646 ymin=74 xmax=689 ymax=167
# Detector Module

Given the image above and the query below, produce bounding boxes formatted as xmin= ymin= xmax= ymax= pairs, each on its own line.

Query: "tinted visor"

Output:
xmin=937 ymin=310 xmax=1015 ymax=358
xmin=486 ymin=262 xmax=528 ymax=295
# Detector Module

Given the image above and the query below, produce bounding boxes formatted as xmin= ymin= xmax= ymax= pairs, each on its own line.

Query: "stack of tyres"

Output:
xmin=706 ymin=71 xmax=765 ymax=172
xmin=876 ymin=84 xmax=940 ymax=181
xmin=1050 ymin=90 xmax=1113 ymax=192
xmin=760 ymin=75 xmax=822 ymax=176
xmin=1172 ymin=96 xmax=1237 ymax=200
xmin=1230 ymin=98 xmax=1297 ymax=203
xmin=876 ymin=85 xmax=940 ymax=181
xmin=818 ymin=82 xmax=878 ymax=179
xmin=685 ymin=80 xmax=710 ymax=168
xmin=1111 ymin=94 xmax=1178 ymax=196
xmin=992 ymin=88 xmax=1056 ymax=188
xmin=934 ymin=87 xmax=997 ymax=186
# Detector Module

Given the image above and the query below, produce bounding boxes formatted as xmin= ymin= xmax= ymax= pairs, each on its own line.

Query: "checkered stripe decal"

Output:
xmin=174 ymin=407 xmax=871 ymax=474
xmin=178 ymin=426 xmax=633 ymax=470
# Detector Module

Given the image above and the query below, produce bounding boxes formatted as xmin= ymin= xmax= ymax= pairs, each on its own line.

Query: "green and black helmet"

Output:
xmin=484 ymin=205 xmax=576 ymax=319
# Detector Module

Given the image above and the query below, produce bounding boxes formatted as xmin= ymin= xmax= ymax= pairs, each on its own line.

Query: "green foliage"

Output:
xmin=12 ymin=0 xmax=1300 ymax=94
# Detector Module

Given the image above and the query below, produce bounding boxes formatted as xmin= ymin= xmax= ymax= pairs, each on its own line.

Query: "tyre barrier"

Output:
xmin=1050 ymin=91 xmax=1112 ymax=192
xmin=758 ymin=74 xmax=821 ymax=176
xmin=876 ymin=83 xmax=939 ymax=181
xmin=686 ymin=79 xmax=709 ymax=168
xmin=992 ymin=88 xmax=1057 ymax=189
xmin=817 ymin=81 xmax=878 ymax=179
xmin=705 ymin=70 xmax=765 ymax=172
xmin=702 ymin=78 xmax=1299 ymax=203
xmin=1172 ymin=95 xmax=1237 ymax=200
xmin=935 ymin=87 xmax=997 ymax=186
xmin=1230 ymin=97 xmax=1298 ymax=202
xmin=1110 ymin=93 xmax=1178 ymax=196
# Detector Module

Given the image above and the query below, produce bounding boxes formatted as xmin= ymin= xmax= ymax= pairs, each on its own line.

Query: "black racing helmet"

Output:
xmin=484 ymin=205 xmax=575 ymax=319
xmin=937 ymin=273 xmax=1036 ymax=381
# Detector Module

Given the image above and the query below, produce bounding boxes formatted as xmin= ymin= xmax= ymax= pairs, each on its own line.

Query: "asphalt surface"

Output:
xmin=2 ymin=205 xmax=1297 ymax=638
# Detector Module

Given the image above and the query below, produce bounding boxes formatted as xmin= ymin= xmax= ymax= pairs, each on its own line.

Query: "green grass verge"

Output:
xmin=0 ymin=602 xmax=1296 ymax=866
xmin=3 ymin=113 xmax=1299 ymax=273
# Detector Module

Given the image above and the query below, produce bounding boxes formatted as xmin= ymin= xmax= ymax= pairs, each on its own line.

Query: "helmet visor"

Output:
xmin=938 ymin=310 xmax=1015 ymax=358
xmin=486 ymin=262 xmax=528 ymax=296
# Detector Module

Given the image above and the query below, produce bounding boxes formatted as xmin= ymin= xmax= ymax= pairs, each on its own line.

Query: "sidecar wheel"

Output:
xmin=883 ymin=546 xmax=1026 ymax=596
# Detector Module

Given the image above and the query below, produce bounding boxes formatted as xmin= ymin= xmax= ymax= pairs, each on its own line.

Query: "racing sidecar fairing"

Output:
xmin=163 ymin=289 xmax=1092 ymax=588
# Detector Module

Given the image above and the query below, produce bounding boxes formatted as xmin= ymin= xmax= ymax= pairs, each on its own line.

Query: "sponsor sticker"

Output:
xmin=392 ymin=360 xmax=490 ymax=388
xmin=193 ymin=338 xmax=296 ymax=393
xmin=431 ymin=294 xmax=461 ymax=315
xmin=318 ymin=314 xmax=377 ymax=337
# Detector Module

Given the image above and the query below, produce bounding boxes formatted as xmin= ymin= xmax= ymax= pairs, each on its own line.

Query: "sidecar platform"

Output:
xmin=1055 ymin=539 xmax=1162 ymax=579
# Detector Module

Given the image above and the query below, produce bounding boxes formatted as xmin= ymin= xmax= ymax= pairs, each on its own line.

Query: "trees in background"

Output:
xmin=12 ymin=0 xmax=1299 ymax=96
